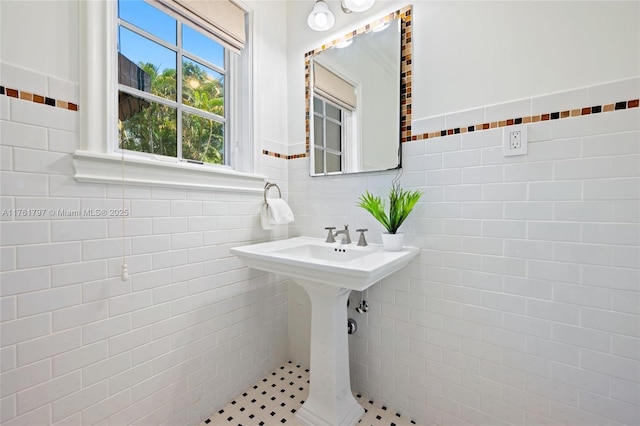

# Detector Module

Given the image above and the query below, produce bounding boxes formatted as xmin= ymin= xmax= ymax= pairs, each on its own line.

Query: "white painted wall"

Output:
xmin=0 ymin=1 xmax=292 ymax=425
xmin=1 ymin=1 xmax=79 ymax=83
xmin=411 ymin=1 xmax=640 ymax=118
xmin=248 ymin=0 xmax=291 ymax=166
xmin=286 ymin=1 xmax=640 ymax=425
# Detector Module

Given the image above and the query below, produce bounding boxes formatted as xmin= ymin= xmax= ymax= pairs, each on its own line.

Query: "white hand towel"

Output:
xmin=260 ymin=204 xmax=273 ymax=230
xmin=266 ymin=198 xmax=295 ymax=225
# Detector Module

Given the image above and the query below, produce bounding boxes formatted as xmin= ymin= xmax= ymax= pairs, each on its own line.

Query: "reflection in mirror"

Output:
xmin=305 ymin=6 xmax=412 ymax=176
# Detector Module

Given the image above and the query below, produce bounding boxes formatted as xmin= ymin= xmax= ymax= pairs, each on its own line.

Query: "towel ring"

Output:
xmin=264 ymin=182 xmax=282 ymax=204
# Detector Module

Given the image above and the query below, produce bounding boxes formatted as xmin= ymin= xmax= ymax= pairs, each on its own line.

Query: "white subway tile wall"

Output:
xmin=2 ymin=63 xmax=639 ymax=426
xmin=0 ymin=64 xmax=289 ymax=425
xmin=287 ymin=79 xmax=640 ymax=425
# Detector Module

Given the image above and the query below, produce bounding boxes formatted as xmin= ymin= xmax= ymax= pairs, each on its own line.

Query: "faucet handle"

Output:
xmin=356 ymin=229 xmax=368 ymax=246
xmin=324 ymin=227 xmax=336 ymax=243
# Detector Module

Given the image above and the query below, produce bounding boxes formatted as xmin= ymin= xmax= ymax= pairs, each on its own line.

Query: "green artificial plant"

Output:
xmin=357 ymin=181 xmax=422 ymax=234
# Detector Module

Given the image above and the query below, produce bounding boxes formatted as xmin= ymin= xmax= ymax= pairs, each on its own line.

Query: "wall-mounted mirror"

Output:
xmin=305 ymin=6 xmax=412 ymax=176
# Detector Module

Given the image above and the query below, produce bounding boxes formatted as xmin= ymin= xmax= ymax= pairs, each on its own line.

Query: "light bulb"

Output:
xmin=336 ymin=38 xmax=353 ymax=48
xmin=372 ymin=21 xmax=390 ymax=32
xmin=342 ymin=0 xmax=374 ymax=13
xmin=307 ymin=0 xmax=335 ymax=31
xmin=314 ymin=12 xmax=328 ymax=27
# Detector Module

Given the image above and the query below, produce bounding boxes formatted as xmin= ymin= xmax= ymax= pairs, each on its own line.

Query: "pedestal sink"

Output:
xmin=231 ymin=236 xmax=419 ymax=425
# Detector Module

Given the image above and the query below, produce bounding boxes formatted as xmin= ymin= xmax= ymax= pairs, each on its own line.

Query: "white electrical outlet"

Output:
xmin=503 ymin=124 xmax=527 ymax=156
xmin=510 ymin=131 xmax=521 ymax=149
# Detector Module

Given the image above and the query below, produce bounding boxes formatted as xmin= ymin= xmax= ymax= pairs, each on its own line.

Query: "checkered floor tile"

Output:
xmin=200 ymin=361 xmax=417 ymax=426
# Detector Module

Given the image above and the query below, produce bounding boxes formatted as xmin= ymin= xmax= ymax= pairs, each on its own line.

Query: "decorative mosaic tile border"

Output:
xmin=304 ymin=5 xmax=413 ymax=153
xmin=0 ymin=85 xmax=78 ymax=111
xmin=4 ymin=81 xmax=636 ymax=162
xmin=411 ymin=98 xmax=639 ymax=141
xmin=264 ymin=97 xmax=639 ymax=161
xmin=262 ymin=150 xmax=308 ymax=159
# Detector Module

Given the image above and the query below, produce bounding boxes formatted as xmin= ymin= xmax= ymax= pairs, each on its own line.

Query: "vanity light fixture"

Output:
xmin=372 ymin=20 xmax=390 ymax=32
xmin=307 ymin=0 xmax=335 ymax=32
xmin=336 ymin=38 xmax=353 ymax=48
xmin=341 ymin=0 xmax=375 ymax=13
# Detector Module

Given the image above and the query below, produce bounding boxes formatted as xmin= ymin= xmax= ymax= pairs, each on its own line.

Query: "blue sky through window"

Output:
xmin=119 ymin=26 xmax=176 ymax=75
xmin=118 ymin=0 xmax=225 ymax=74
xmin=119 ymin=0 xmax=176 ymax=44
xmin=183 ymin=25 xmax=224 ymax=69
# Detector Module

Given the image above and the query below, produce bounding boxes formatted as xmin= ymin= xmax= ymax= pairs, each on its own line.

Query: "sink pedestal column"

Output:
xmin=295 ymin=279 xmax=365 ymax=426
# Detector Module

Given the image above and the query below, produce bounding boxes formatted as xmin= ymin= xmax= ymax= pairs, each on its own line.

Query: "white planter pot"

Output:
xmin=381 ymin=232 xmax=404 ymax=251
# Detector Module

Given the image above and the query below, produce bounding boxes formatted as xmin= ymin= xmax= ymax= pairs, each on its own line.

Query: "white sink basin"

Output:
xmin=230 ymin=236 xmax=419 ymax=292
xmin=274 ymin=243 xmax=369 ymax=262
xmin=231 ymin=236 xmax=418 ymax=426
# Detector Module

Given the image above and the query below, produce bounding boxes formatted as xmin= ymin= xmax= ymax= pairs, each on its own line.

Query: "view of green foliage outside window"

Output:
xmin=117 ymin=0 xmax=227 ymax=165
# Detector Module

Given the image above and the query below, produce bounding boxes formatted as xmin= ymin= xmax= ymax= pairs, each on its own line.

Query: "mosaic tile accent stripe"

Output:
xmin=400 ymin=8 xmax=412 ymax=145
xmin=262 ymin=150 xmax=308 ymax=160
xmin=0 ymin=85 xmax=78 ymax=111
xmin=266 ymin=97 xmax=639 ymax=160
xmin=304 ymin=6 xmax=413 ymax=154
xmin=411 ymin=98 xmax=639 ymax=141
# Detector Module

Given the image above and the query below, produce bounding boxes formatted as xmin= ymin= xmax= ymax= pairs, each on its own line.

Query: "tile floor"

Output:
xmin=200 ymin=361 xmax=417 ymax=426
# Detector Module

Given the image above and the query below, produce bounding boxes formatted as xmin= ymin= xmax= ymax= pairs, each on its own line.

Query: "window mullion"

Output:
xmin=325 ymin=117 xmax=341 ymax=126
xmin=176 ymin=22 xmax=183 ymax=160
xmin=341 ymin=110 xmax=345 ymax=171
xmin=322 ymin=102 xmax=328 ymax=174
xmin=118 ymin=85 xmax=178 ymax=108
xmin=182 ymin=104 xmax=225 ymax=123
xmin=322 ymin=102 xmax=327 ymax=150
xmin=118 ymin=19 xmax=178 ymax=55
xmin=182 ymin=51 xmax=225 ymax=76
xmin=224 ymin=48 xmax=231 ymax=166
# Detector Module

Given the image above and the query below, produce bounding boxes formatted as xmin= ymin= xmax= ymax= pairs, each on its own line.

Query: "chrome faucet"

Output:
xmin=333 ymin=225 xmax=351 ymax=244
xmin=324 ymin=227 xmax=336 ymax=243
xmin=356 ymin=228 xmax=368 ymax=246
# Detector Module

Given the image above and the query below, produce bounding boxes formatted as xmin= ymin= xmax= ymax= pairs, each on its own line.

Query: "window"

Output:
xmin=313 ymin=96 xmax=345 ymax=174
xmin=310 ymin=61 xmax=357 ymax=175
xmin=117 ymin=0 xmax=230 ymax=165
xmin=76 ymin=0 xmax=264 ymax=192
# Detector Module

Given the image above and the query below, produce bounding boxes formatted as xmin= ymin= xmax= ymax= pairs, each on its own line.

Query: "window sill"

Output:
xmin=73 ymin=150 xmax=267 ymax=193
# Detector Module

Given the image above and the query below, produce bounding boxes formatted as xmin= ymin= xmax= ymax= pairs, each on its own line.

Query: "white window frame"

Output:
xmin=74 ymin=0 xmax=265 ymax=193
xmin=311 ymin=95 xmax=355 ymax=176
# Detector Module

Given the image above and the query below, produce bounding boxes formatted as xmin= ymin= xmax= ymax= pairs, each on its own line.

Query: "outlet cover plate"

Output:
xmin=503 ymin=124 xmax=528 ymax=156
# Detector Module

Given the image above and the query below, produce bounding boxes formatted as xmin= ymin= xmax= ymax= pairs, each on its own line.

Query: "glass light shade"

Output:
xmin=341 ymin=0 xmax=375 ymax=13
xmin=307 ymin=1 xmax=335 ymax=31
xmin=336 ymin=38 xmax=353 ymax=48
xmin=372 ymin=21 xmax=390 ymax=32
